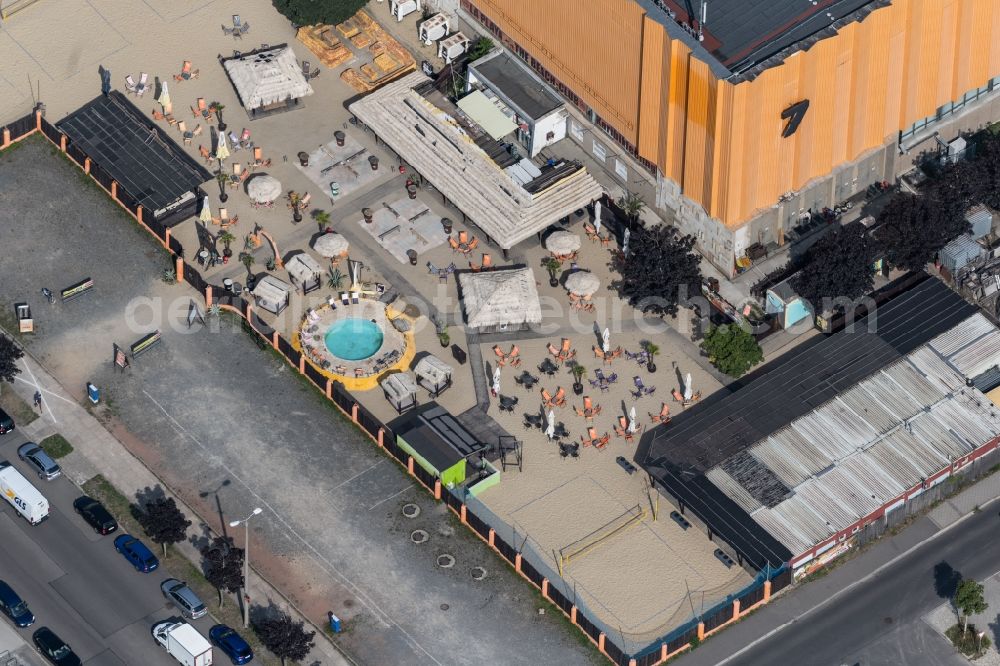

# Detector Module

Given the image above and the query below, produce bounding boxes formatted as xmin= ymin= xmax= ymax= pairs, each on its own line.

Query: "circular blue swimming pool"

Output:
xmin=325 ymin=318 xmax=384 ymax=361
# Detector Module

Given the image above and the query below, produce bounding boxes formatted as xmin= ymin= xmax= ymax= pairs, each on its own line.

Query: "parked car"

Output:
xmin=17 ymin=443 xmax=61 ymax=481
xmin=113 ymin=534 xmax=159 ymax=573
xmin=0 ymin=579 xmax=34 ymax=627
xmin=0 ymin=408 xmax=13 ymax=435
xmin=72 ymin=496 xmax=118 ymax=535
xmin=161 ymin=579 xmax=207 ymax=620
xmin=32 ymin=627 xmax=81 ymax=666
xmin=210 ymin=624 xmax=254 ymax=664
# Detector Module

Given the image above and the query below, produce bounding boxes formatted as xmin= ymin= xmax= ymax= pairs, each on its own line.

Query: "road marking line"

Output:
xmin=15 ymin=361 xmax=65 ymax=424
xmin=141 ymin=390 xmax=444 ymax=666
xmin=330 ymin=459 xmax=384 ymax=492
xmin=368 ymin=484 xmax=413 ymax=511
xmin=716 ymin=492 xmax=1000 ymax=665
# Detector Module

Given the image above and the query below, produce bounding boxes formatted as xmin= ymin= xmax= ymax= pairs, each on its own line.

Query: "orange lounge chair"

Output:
xmin=581 ymin=427 xmax=599 ymax=447
xmin=466 ymin=237 xmax=479 ymax=252
xmin=448 ymin=237 xmax=461 ymax=252
xmin=649 ymin=403 xmax=670 ymax=424
xmin=593 ymin=346 xmax=605 ymax=360
xmin=458 ymin=230 xmax=468 ymax=245
xmin=174 ymin=61 xmax=192 ymax=82
xmin=672 ymin=389 xmax=684 ymax=402
xmin=614 ymin=424 xmax=628 ymax=438
xmin=541 ymin=388 xmax=555 ymax=409
xmin=595 ymin=432 xmax=610 ymax=449
xmin=493 ymin=345 xmax=507 ymax=365
xmin=573 ymin=405 xmax=586 ymax=418
xmin=559 ymin=338 xmax=573 ymax=359
xmin=547 ymin=343 xmax=562 ymax=360
xmin=481 ymin=254 xmax=492 ymax=270
xmin=507 ymin=345 xmax=521 ymax=368
xmin=152 ymin=109 xmax=166 ymax=121
xmin=553 ymin=387 xmax=567 ymax=407
xmin=199 ymin=145 xmax=211 ymax=162
xmin=584 ymin=222 xmax=598 ymax=241
xmin=583 ymin=396 xmax=594 ymax=414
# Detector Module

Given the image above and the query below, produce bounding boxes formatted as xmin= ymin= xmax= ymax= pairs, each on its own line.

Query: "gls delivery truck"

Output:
xmin=0 ymin=462 xmax=49 ymax=524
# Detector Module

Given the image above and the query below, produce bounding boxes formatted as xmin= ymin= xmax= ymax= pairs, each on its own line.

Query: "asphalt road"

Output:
xmin=0 ymin=430 xmax=214 ymax=665
xmin=725 ymin=505 xmax=1000 ymax=666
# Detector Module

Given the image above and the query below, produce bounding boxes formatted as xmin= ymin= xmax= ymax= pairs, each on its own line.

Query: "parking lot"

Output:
xmin=0 ymin=138 xmax=597 ymax=664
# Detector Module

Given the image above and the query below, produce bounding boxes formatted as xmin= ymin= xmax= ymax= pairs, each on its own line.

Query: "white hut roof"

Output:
xmin=252 ymin=275 xmax=290 ymax=304
xmin=381 ymin=372 xmax=418 ymax=397
xmin=285 ymin=253 xmax=323 ymax=283
xmin=414 ymin=355 xmax=452 ymax=383
xmin=458 ymin=267 xmax=541 ymax=329
xmin=349 ymin=72 xmax=602 ymax=249
xmin=223 ymin=45 xmax=314 ymax=111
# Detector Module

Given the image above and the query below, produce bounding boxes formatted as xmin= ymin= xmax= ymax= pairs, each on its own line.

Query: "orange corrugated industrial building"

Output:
xmin=460 ymin=0 xmax=1000 ymax=273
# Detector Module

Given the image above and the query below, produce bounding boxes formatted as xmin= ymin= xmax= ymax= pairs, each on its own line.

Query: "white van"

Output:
xmin=0 ymin=462 xmax=49 ymax=524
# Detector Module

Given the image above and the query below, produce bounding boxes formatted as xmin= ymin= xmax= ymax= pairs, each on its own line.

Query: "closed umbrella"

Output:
xmin=312 ymin=233 xmax=349 ymax=258
xmin=628 ymin=406 xmax=638 ymax=433
xmin=247 ymin=175 xmax=282 ymax=203
xmin=492 ymin=366 xmax=501 ymax=397
xmin=683 ymin=372 xmax=693 ymax=401
xmin=215 ymin=130 xmax=230 ymax=161
xmin=198 ymin=195 xmax=212 ymax=223
xmin=564 ymin=271 xmax=601 ymax=297
xmin=602 ymin=327 xmax=611 ymax=354
xmin=156 ymin=80 xmax=171 ymax=110
xmin=622 ymin=228 xmax=631 ymax=256
xmin=593 ymin=201 xmax=602 ymax=235
xmin=545 ymin=409 xmax=555 ymax=441
xmin=545 ymin=231 xmax=581 ymax=255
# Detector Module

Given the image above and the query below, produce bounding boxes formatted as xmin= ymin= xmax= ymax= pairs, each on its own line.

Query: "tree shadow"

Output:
xmin=130 ymin=484 xmax=167 ymax=522
xmin=934 ymin=561 xmax=963 ymax=605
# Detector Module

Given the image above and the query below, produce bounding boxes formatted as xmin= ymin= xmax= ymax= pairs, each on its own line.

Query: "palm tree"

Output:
xmin=313 ymin=210 xmax=332 ymax=232
xmin=218 ymin=231 xmax=236 ymax=257
xmin=619 ymin=192 xmax=645 ymax=222
xmin=240 ymin=252 xmax=255 ymax=279
xmin=542 ymin=256 xmax=562 ymax=286
xmin=641 ymin=340 xmax=660 ymax=372
xmin=215 ymin=170 xmax=229 ymax=203
xmin=327 ymin=267 xmax=345 ymax=290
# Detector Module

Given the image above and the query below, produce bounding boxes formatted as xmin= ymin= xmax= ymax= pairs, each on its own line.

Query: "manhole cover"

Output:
xmin=410 ymin=529 xmax=429 ymax=544
xmin=402 ymin=503 xmax=420 ymax=518
xmin=440 ymin=603 xmax=450 ymax=611
xmin=437 ymin=553 xmax=456 ymax=569
xmin=470 ymin=566 xmax=487 ymax=581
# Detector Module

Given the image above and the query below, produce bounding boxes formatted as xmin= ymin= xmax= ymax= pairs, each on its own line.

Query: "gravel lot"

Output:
xmin=0 ymin=138 xmax=599 ymax=665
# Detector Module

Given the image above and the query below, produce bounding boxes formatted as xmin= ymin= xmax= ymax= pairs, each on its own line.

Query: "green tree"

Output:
xmin=701 ymin=324 xmax=764 ymax=377
xmin=611 ymin=224 xmax=702 ymax=317
xmin=0 ymin=335 xmax=24 ymax=384
xmin=954 ymin=579 xmax=988 ymax=633
xmin=271 ymin=0 xmax=367 ymax=26
xmin=790 ymin=222 xmax=880 ymax=310
xmin=202 ymin=537 xmax=244 ymax=608
xmin=468 ymin=37 xmax=494 ymax=60
xmin=252 ymin=610 xmax=315 ymax=666
xmin=326 ymin=267 xmax=345 ymax=290
xmin=875 ymin=192 xmax=968 ymax=271
xmin=313 ymin=210 xmax=331 ymax=231
xmin=619 ymin=192 xmax=645 ymax=222
xmin=139 ymin=497 xmax=191 ymax=557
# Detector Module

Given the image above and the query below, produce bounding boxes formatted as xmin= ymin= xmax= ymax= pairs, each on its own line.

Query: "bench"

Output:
xmin=378 ymin=225 xmax=400 ymax=242
xmin=61 ymin=277 xmax=94 ymax=301
xmin=130 ymin=330 xmax=162 ymax=357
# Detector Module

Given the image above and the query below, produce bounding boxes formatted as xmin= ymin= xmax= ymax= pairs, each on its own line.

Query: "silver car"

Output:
xmin=17 ymin=443 xmax=61 ymax=481
xmin=160 ymin=579 xmax=207 ymax=619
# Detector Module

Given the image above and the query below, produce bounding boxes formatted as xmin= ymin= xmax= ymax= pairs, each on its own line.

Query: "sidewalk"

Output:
xmin=7 ymin=354 xmax=351 ymax=666
xmin=0 ymin=621 xmax=46 ymax=666
xmin=673 ymin=469 xmax=1000 ymax=666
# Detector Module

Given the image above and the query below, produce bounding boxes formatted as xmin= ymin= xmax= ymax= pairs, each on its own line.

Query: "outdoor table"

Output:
xmin=538 ymin=359 xmax=558 ymax=376
xmin=516 ymin=371 xmax=539 ymax=389
xmin=223 ymin=278 xmax=234 ymax=292
xmin=498 ymin=395 xmax=518 ymax=412
xmin=523 ymin=414 xmax=543 ymax=429
xmin=553 ymin=423 xmax=570 ymax=439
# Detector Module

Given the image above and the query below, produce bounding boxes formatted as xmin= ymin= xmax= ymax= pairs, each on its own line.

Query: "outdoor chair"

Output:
xmin=581 ymin=427 xmax=599 ymax=447
xmin=632 ymin=376 xmax=656 ymax=399
xmin=541 ymin=388 xmax=555 ymax=410
xmin=614 ymin=423 xmax=628 ymax=439
xmin=222 ymin=24 xmax=234 ymax=36
xmin=124 ymin=75 xmax=137 ymax=94
xmin=448 ymin=237 xmax=461 ymax=252
xmin=649 ymin=403 xmax=670 ymax=424
xmin=547 ymin=343 xmax=561 ymax=361
xmin=302 ymin=60 xmax=311 ymax=77
xmin=252 ymin=146 xmax=271 ymax=167
xmin=458 ymin=230 xmax=468 ymax=245
xmin=493 ymin=345 xmax=507 ymax=366
xmin=308 ymin=67 xmax=320 ymax=80
xmin=199 ymin=145 xmax=212 ymax=162
xmin=232 ymin=15 xmax=243 ymax=39
xmin=600 ymin=234 xmax=612 ymax=248
xmin=584 ymin=222 xmax=599 ymax=242
xmin=174 ymin=61 xmax=193 ymax=82
xmin=152 ymin=109 xmax=166 ymax=121
xmin=595 ymin=432 xmax=610 ymax=450
xmin=136 ymin=72 xmax=148 ymax=96
xmin=593 ymin=346 xmax=605 ymax=361
xmin=230 ymin=163 xmax=243 ymax=189
xmin=558 ymin=338 xmax=576 ymax=362
xmin=552 ymin=387 xmax=567 ymax=408
xmin=466 ymin=237 xmax=479 ymax=252
xmin=507 ymin=345 xmax=521 ymax=368
xmin=192 ymin=124 xmax=203 ymax=136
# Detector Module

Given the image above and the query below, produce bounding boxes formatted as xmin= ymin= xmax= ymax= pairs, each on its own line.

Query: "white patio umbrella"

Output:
xmin=348 ymin=258 xmax=362 ymax=290
xmin=492 ymin=366 xmax=501 ymax=396
xmin=628 ymin=406 xmax=638 ymax=433
xmin=545 ymin=409 xmax=556 ymax=441
xmin=602 ymin=327 xmax=611 ymax=354
xmin=565 ymin=271 xmax=601 ymax=297
xmin=247 ymin=175 xmax=282 ymax=203
xmin=683 ymin=372 xmax=693 ymax=401
xmin=545 ymin=231 xmax=581 ymax=255
xmin=214 ymin=130 xmax=230 ymax=161
xmin=156 ymin=80 xmax=171 ymax=110
xmin=622 ymin=228 xmax=631 ymax=256
xmin=593 ymin=201 xmax=602 ymax=235
xmin=312 ymin=233 xmax=349 ymax=258
xmin=198 ymin=195 xmax=212 ymax=223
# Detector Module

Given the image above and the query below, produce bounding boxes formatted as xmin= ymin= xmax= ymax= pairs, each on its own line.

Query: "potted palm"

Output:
xmin=288 ymin=191 xmax=303 ymax=223
xmin=211 ymin=102 xmax=226 ymax=132
xmin=218 ymin=231 xmax=236 ymax=258
xmin=438 ymin=327 xmax=450 ymax=348
xmin=542 ymin=257 xmax=561 ymax=287
xmin=215 ymin=170 xmax=229 ymax=203
xmin=571 ymin=364 xmax=586 ymax=395
xmin=314 ymin=210 xmax=332 ymax=232
xmin=240 ymin=252 xmax=255 ymax=280
xmin=642 ymin=341 xmax=660 ymax=373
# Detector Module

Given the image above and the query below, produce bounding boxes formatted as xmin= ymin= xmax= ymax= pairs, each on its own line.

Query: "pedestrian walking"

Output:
xmin=33 ymin=391 xmax=42 ymax=411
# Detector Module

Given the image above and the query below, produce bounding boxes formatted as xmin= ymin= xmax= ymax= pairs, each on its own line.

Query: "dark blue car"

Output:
xmin=0 ymin=579 xmax=34 ymax=627
xmin=113 ymin=534 xmax=159 ymax=573
xmin=210 ymin=624 xmax=254 ymax=664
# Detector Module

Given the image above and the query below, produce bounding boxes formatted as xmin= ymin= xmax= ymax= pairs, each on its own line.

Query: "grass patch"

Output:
xmin=946 ymin=624 xmax=991 ymax=658
xmin=39 ymin=433 xmax=73 ymax=459
xmin=0 ymin=387 xmax=38 ymax=428
xmin=81 ymin=475 xmax=281 ymax=665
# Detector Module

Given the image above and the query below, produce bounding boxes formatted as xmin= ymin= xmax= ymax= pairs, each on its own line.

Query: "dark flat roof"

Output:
xmin=469 ymin=52 xmax=562 ymax=120
xmin=390 ymin=404 xmax=485 ymax=472
xmin=58 ymin=92 xmax=211 ymax=213
xmin=644 ymin=0 xmax=884 ymax=76
xmin=637 ymin=275 xmax=976 ymax=569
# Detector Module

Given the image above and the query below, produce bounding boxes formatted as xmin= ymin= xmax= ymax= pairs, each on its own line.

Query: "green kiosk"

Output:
xmin=390 ymin=403 xmax=491 ymax=491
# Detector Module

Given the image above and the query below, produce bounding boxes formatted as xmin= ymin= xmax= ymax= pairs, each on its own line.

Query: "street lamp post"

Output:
xmin=229 ymin=507 xmax=262 ymax=628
